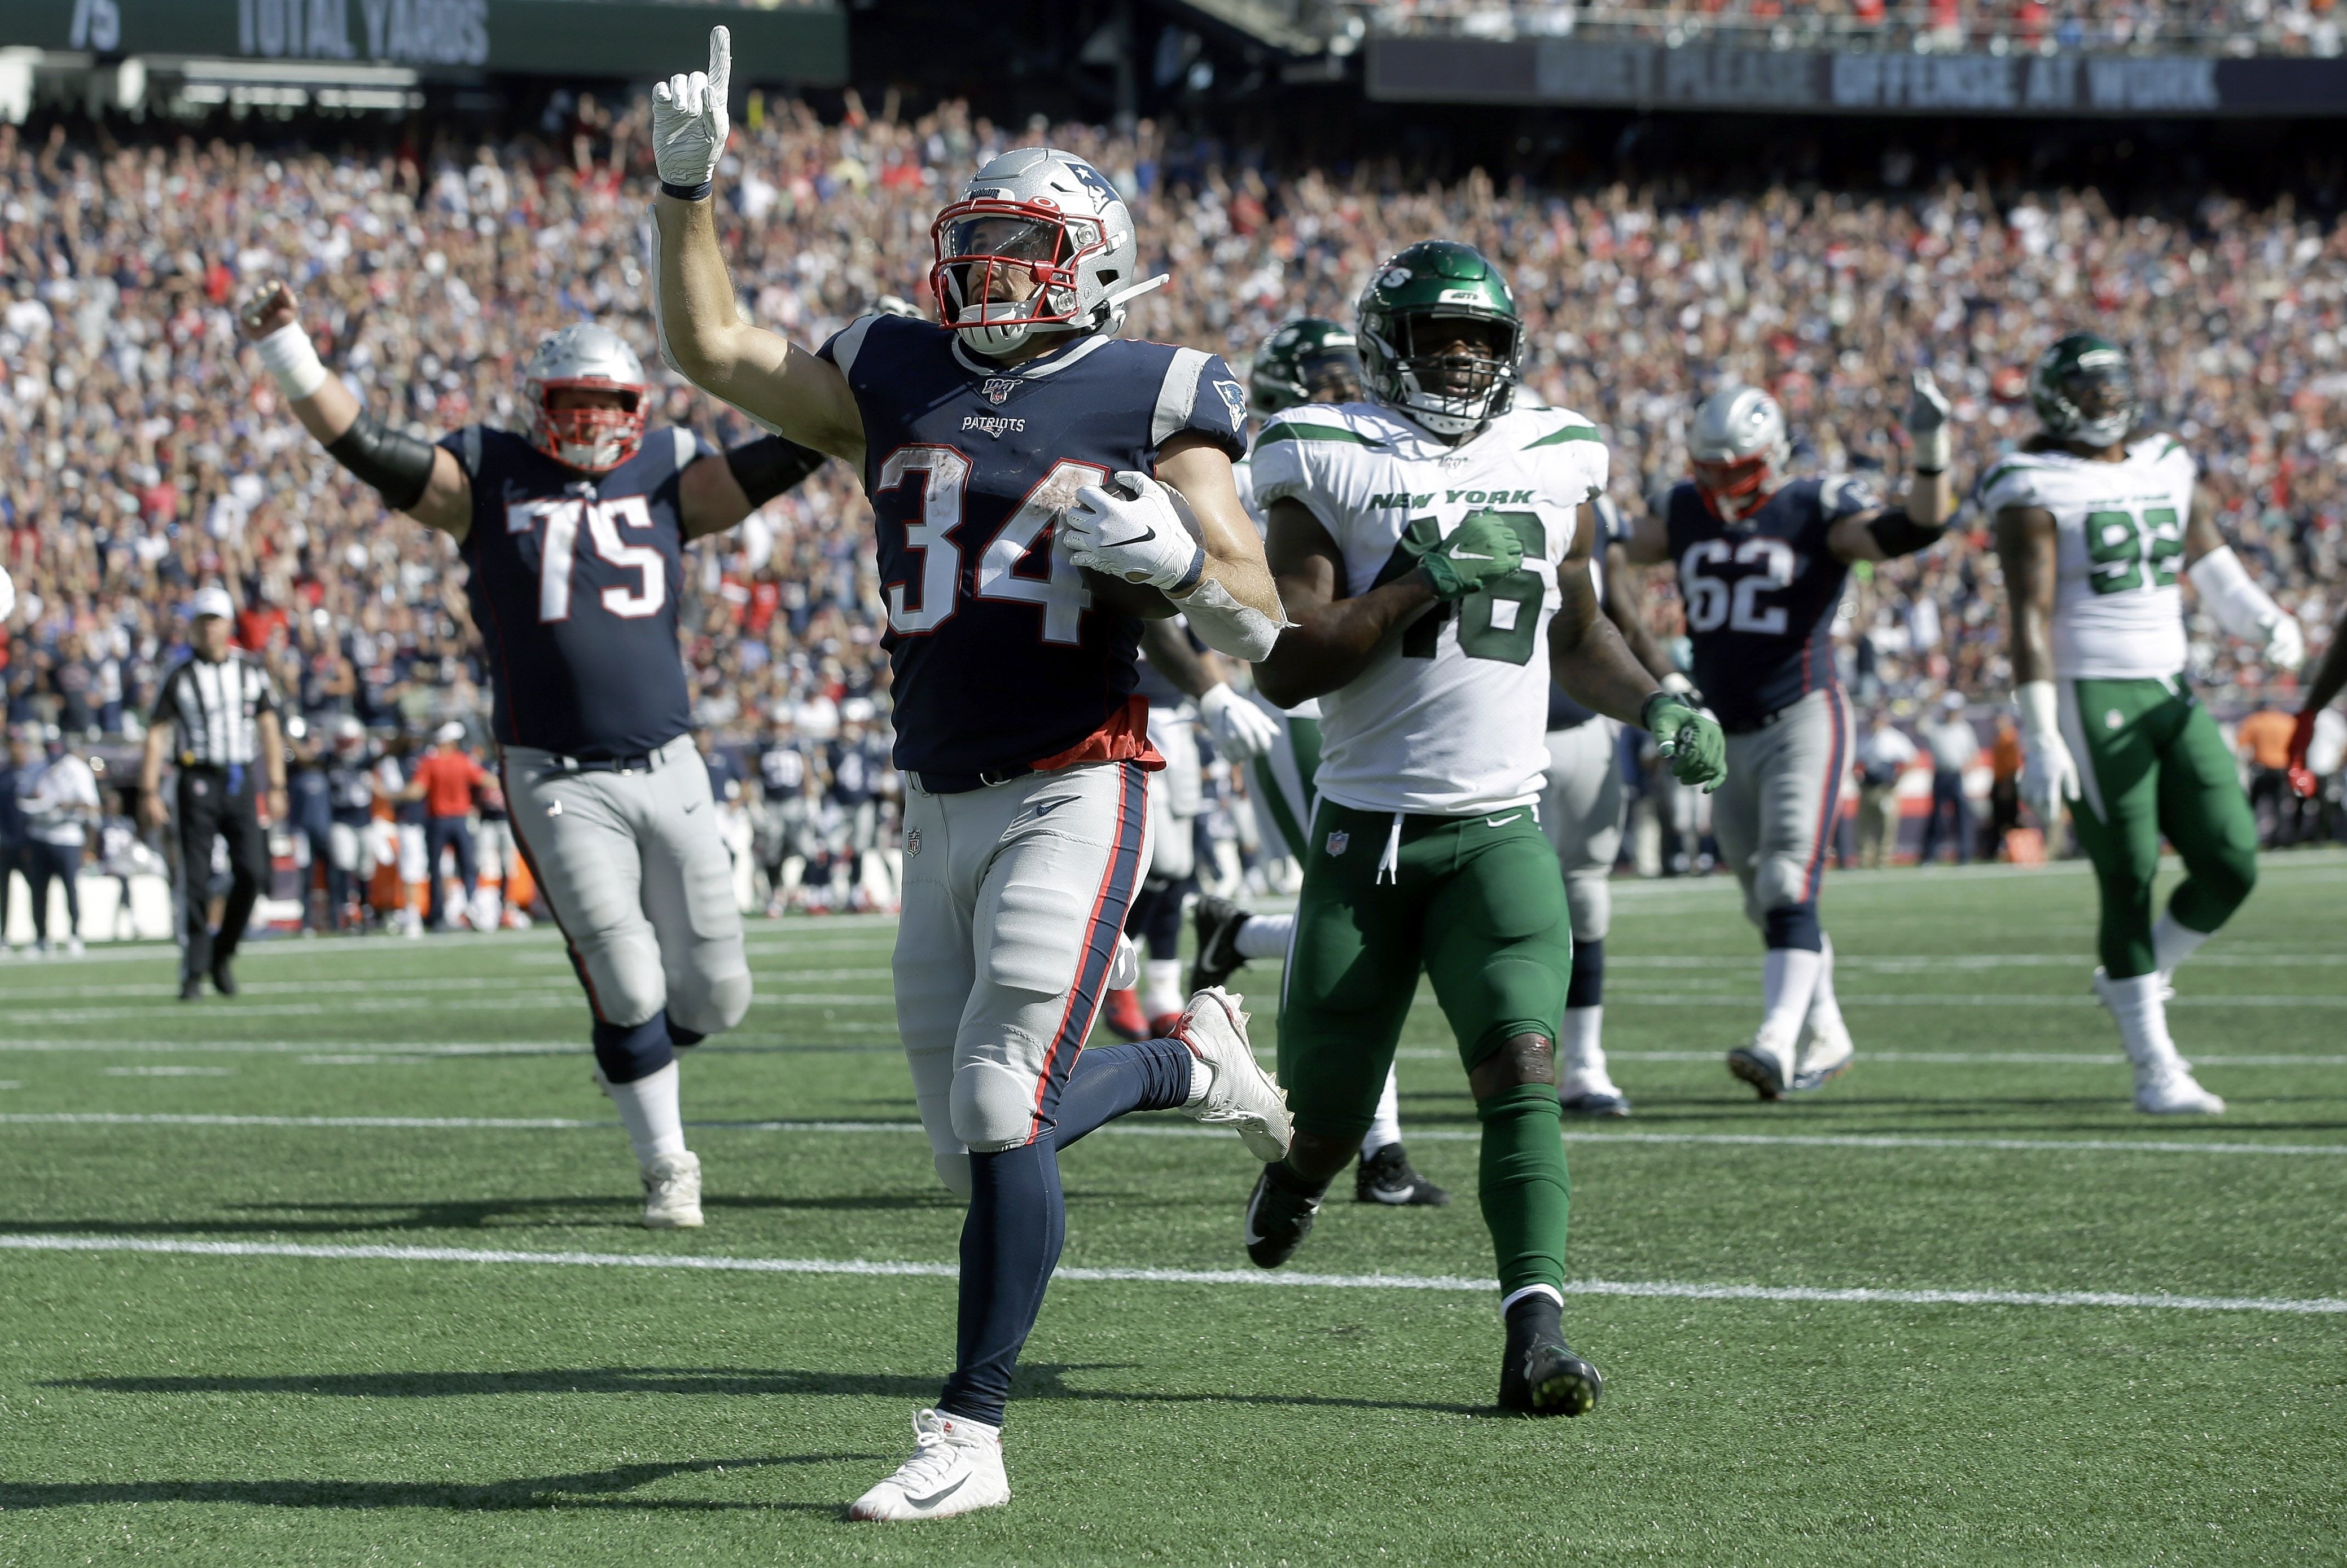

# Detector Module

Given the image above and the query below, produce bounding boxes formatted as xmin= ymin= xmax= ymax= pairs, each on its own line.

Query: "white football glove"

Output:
xmin=651 ymin=25 xmax=731 ymax=192
xmin=1062 ymin=471 xmax=1207 ymax=593
xmin=1197 ymin=683 xmax=1280 ymax=761
xmin=2265 ymin=614 xmax=2306 ymax=674
xmin=1905 ymin=367 xmax=1953 ymax=473
xmin=2016 ymin=680 xmax=2078 ymax=829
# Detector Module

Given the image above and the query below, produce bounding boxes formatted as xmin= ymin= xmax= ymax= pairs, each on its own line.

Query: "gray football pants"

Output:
xmin=896 ymin=760 xmax=1152 ymax=1196
xmin=1712 ymin=687 xmax=1850 ymax=941
xmin=1541 ymin=718 xmax=1623 ymax=944
xmin=501 ymin=735 xmax=751 ymax=1038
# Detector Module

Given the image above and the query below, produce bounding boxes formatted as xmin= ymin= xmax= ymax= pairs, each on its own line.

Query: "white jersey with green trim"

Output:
xmin=1977 ymin=434 xmax=2196 ymax=680
xmin=1251 ymin=399 xmax=1608 ymax=815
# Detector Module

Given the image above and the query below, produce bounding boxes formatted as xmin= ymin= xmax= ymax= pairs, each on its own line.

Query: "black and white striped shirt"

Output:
xmin=152 ymin=652 xmax=279 ymax=768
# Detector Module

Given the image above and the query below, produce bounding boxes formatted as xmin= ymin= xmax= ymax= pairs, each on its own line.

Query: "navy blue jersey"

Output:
xmin=818 ymin=314 xmax=1248 ymax=777
xmin=1665 ymin=475 xmax=1874 ymax=732
xmin=444 ymin=424 xmax=700 ymax=759
xmin=1548 ymin=494 xmax=1633 ymax=731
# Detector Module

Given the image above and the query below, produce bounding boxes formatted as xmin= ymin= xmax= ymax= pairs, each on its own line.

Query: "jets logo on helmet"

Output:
xmin=928 ymin=147 xmax=1166 ymax=359
xmin=523 ymin=322 xmax=648 ymax=474
xmin=1356 ymin=241 xmax=1524 ymax=437
xmin=1247 ymin=317 xmax=1362 ymax=416
xmin=1687 ymin=383 xmax=1792 ymax=524
xmin=2030 ymin=331 xmax=2140 ymax=449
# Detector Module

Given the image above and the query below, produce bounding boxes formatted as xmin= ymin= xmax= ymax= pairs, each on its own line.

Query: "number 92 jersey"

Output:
xmin=1976 ymin=436 xmax=2194 ymax=681
xmin=1252 ymin=399 xmax=1607 ymax=816
xmin=445 ymin=424 xmax=697 ymax=761
xmin=1664 ymin=475 xmax=1874 ymax=733
xmin=818 ymin=313 xmax=1248 ymax=778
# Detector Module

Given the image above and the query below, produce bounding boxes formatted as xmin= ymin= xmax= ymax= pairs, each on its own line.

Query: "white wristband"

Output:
xmin=2016 ymin=679 xmax=2060 ymax=743
xmin=254 ymin=322 xmax=330 ymax=402
xmin=2184 ymin=544 xmax=2282 ymax=644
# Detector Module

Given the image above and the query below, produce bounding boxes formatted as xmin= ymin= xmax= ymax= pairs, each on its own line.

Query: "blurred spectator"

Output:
xmin=0 ymin=723 xmax=29 ymax=951
xmin=1854 ymin=706 xmax=1916 ymax=868
xmin=2235 ymin=703 xmax=2300 ymax=846
xmin=1984 ymin=711 xmax=2025 ymax=858
xmin=1917 ymin=692 xmax=1980 ymax=866
xmin=406 ymin=721 xmax=488 ymax=931
xmin=14 ymin=723 xmax=99 ymax=954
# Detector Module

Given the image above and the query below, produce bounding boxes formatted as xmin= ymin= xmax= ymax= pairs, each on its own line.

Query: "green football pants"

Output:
xmin=2059 ymin=677 xmax=2259 ymax=979
xmin=1280 ymin=800 xmax=1573 ymax=1297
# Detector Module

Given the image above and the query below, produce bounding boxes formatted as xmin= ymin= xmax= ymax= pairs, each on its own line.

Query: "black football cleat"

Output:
xmin=1498 ymin=1294 xmax=1603 ymax=1417
xmin=210 ymin=956 xmax=238 ymax=997
xmin=1243 ymin=1163 xmax=1324 ymax=1268
xmin=1187 ymin=894 xmax=1251 ymax=995
xmin=1355 ymin=1142 xmax=1451 ymax=1206
xmin=1560 ymin=1090 xmax=1633 ymax=1118
xmin=178 ymin=974 xmax=203 ymax=1002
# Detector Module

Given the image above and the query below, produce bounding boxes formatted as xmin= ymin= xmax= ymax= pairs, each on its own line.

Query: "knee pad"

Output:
xmin=591 ymin=1015 xmax=675 ymax=1084
xmin=571 ymin=926 xmax=666 ymax=1029
xmin=666 ymin=960 xmax=751 ymax=1039
xmin=1563 ymin=869 xmax=1610 ymax=945
xmin=1753 ymin=854 xmax=1813 ymax=919
xmin=951 ymin=1060 xmax=1047 ymax=1153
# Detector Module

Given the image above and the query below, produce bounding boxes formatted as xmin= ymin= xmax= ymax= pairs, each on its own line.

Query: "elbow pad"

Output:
xmin=1866 ymin=509 xmax=1946 ymax=559
xmin=1176 ymin=577 xmax=1284 ymax=664
xmin=725 ymin=434 xmax=827 ymax=508
xmin=2186 ymin=544 xmax=2284 ymax=643
xmin=326 ymin=412 xmax=438 ymax=512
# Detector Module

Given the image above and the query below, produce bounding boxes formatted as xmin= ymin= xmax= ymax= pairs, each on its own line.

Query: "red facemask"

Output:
xmin=532 ymin=381 xmax=646 ymax=474
xmin=1693 ymin=454 xmax=1776 ymax=521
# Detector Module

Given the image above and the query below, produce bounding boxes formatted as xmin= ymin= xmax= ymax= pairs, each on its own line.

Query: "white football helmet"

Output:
xmin=523 ymin=323 xmax=648 ymax=473
xmin=1688 ymin=384 xmax=1791 ymax=523
xmin=928 ymin=147 xmax=1161 ymax=358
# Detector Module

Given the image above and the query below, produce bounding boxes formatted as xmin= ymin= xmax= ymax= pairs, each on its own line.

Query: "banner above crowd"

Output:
xmin=6 ymin=0 xmax=845 ymax=83
xmin=1367 ymin=36 xmax=2347 ymax=116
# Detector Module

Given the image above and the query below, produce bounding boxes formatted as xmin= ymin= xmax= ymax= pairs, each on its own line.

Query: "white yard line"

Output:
xmin=0 ymin=1233 xmax=2335 ymax=1316
xmin=4 ymin=1111 xmax=2342 ymax=1158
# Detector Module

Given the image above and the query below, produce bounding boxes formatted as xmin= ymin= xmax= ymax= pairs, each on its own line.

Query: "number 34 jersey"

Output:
xmin=1662 ymin=475 xmax=1874 ymax=733
xmin=1252 ymin=400 xmax=1608 ymax=816
xmin=819 ymin=313 xmax=1248 ymax=778
xmin=1976 ymin=436 xmax=2195 ymax=681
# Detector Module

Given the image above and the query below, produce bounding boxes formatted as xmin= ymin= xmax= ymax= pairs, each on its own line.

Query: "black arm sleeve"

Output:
xmin=325 ymin=412 xmax=439 ymax=512
xmin=725 ymin=434 xmax=828 ymax=508
xmin=1866 ymin=508 xmax=1948 ymax=560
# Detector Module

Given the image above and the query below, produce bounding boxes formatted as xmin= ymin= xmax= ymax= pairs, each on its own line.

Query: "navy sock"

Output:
xmin=1565 ymin=938 xmax=1604 ymax=1010
xmin=591 ymin=1015 xmax=674 ymax=1083
xmin=1052 ymin=1038 xmax=1194 ymax=1152
xmin=936 ymin=1140 xmax=1064 ymax=1430
xmin=1763 ymin=903 xmax=1823 ymax=951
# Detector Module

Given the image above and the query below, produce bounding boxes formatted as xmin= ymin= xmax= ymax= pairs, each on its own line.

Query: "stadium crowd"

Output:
xmin=1 ymin=95 xmax=2341 ymax=919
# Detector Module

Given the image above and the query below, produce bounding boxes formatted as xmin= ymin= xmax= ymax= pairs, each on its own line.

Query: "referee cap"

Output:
xmin=191 ymin=586 xmax=236 ymax=621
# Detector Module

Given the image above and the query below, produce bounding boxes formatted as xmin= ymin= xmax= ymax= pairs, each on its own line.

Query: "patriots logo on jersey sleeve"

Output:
xmin=1212 ymin=379 xmax=1247 ymax=430
xmin=983 ymin=377 xmax=1019 ymax=406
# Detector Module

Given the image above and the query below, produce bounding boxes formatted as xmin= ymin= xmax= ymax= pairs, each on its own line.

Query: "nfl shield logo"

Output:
xmin=906 ymin=828 xmax=922 ymax=858
xmin=1325 ymin=830 xmax=1349 ymax=857
xmin=983 ymin=377 xmax=1017 ymax=406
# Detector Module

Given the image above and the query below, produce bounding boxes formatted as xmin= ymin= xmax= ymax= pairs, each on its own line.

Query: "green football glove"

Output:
xmin=1407 ymin=515 xmax=1524 ymax=601
xmin=1643 ymin=691 xmax=1726 ymax=793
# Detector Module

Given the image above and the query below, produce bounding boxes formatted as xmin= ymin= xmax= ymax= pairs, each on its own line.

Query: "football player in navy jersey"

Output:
xmin=238 ymin=278 xmax=829 ymax=1231
xmin=1621 ymin=376 xmax=1960 ymax=1099
xmin=650 ymin=26 xmax=1293 ymax=1521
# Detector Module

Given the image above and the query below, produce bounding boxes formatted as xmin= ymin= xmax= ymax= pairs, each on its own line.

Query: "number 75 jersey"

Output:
xmin=1976 ymin=436 xmax=2195 ymax=681
xmin=1251 ymin=399 xmax=1606 ymax=816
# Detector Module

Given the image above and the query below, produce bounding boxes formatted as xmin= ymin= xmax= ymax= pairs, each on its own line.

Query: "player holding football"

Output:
xmin=237 ymin=283 xmax=821 ymax=1229
xmin=1238 ymin=241 xmax=1726 ymax=1416
xmin=1621 ymin=374 xmax=1958 ymax=1100
xmin=1986 ymin=333 xmax=2304 ymax=1114
xmin=651 ymin=28 xmax=1293 ymax=1520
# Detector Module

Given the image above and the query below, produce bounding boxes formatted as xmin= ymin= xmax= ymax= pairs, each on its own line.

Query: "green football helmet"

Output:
xmin=2030 ymin=332 xmax=2139 ymax=449
xmin=1248 ymin=318 xmax=1363 ymax=415
xmin=1357 ymin=240 xmax=1524 ymax=437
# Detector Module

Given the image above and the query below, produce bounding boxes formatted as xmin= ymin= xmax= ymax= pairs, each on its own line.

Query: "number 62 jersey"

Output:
xmin=1251 ymin=399 xmax=1607 ymax=816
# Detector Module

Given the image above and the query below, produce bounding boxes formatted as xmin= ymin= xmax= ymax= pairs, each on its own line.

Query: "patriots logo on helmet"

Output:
xmin=1064 ymin=159 xmax=1121 ymax=207
xmin=1213 ymin=379 xmax=1247 ymax=429
xmin=983 ymin=377 xmax=1018 ymax=406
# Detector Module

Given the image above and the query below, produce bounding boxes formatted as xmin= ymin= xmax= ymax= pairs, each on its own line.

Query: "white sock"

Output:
xmin=2152 ymin=913 xmax=2210 ymax=981
xmin=1360 ymin=1064 xmax=1403 ymax=1157
xmin=1235 ymin=912 xmax=1293 ymax=961
xmin=2102 ymin=972 xmax=2182 ymax=1070
xmin=1560 ymin=1005 xmax=1614 ymax=1097
xmin=1806 ymin=934 xmax=1847 ymax=1039
xmin=600 ymin=1060 xmax=687 ymax=1165
xmin=1143 ymin=959 xmax=1183 ymax=1021
xmin=1760 ymin=947 xmax=1824 ymax=1048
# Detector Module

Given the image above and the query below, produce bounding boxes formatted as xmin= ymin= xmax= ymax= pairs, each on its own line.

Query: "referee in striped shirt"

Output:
xmin=139 ymin=587 xmax=288 ymax=1000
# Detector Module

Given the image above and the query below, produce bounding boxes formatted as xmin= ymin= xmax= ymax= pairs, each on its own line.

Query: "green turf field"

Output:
xmin=2 ymin=853 xmax=2343 ymax=1565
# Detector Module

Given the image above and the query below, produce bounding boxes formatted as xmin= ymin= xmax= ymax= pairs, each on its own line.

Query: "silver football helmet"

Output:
xmin=523 ymin=322 xmax=649 ymax=473
xmin=1688 ymin=384 xmax=1791 ymax=523
xmin=928 ymin=147 xmax=1161 ymax=358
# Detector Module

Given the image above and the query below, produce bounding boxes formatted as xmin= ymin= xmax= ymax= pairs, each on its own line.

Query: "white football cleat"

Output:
xmin=2135 ymin=1064 xmax=2225 ymax=1116
xmin=848 ymin=1408 xmax=1010 ymax=1522
xmin=1170 ymin=986 xmax=1292 ymax=1161
xmin=1789 ymin=1018 xmax=1854 ymax=1093
xmin=641 ymin=1150 xmax=704 ymax=1229
xmin=1726 ymin=1029 xmax=1796 ymax=1101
